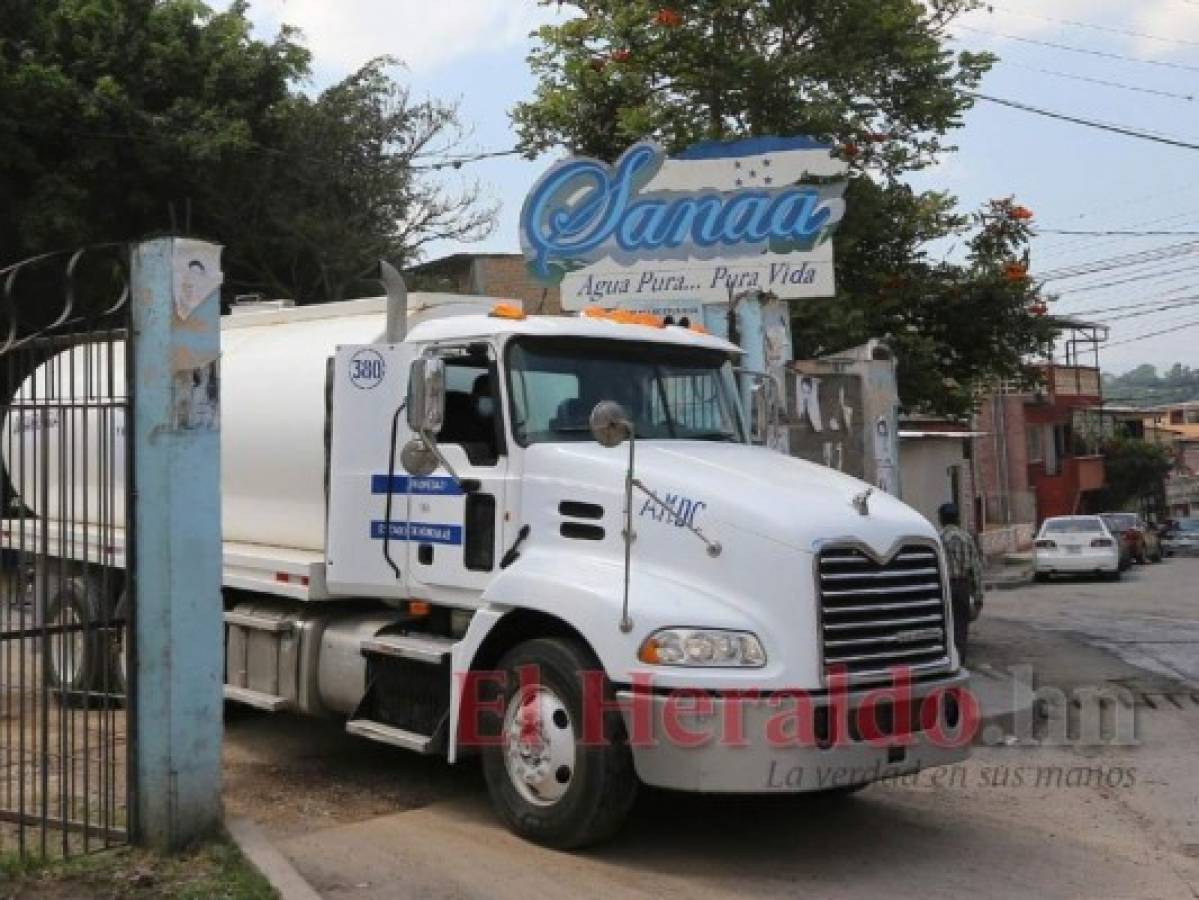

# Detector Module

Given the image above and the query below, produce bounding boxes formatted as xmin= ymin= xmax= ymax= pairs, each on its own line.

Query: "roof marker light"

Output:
xmin=490 ymin=303 xmax=526 ymax=320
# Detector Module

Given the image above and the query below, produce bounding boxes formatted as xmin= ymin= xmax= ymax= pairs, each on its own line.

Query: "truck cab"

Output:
xmin=19 ymin=290 xmax=971 ymax=849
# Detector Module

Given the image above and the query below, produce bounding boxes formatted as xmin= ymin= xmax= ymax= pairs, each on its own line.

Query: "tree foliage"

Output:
xmin=1093 ymin=437 xmax=1173 ymax=514
xmin=514 ymin=0 xmax=1057 ymax=416
xmin=1103 ymin=363 xmax=1199 ymax=407
xmin=0 ymin=0 xmax=494 ymax=302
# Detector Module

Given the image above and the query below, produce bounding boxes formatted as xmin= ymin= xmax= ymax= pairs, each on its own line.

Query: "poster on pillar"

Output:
xmin=520 ymin=137 xmax=848 ymax=311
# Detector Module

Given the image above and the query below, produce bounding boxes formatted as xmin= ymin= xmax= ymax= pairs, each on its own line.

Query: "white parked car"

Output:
xmin=1033 ymin=516 xmax=1122 ymax=581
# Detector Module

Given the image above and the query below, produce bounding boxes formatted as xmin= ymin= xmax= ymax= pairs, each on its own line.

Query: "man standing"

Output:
xmin=938 ymin=502 xmax=982 ymax=661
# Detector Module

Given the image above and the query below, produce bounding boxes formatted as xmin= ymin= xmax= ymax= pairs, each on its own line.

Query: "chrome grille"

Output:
xmin=818 ymin=544 xmax=950 ymax=680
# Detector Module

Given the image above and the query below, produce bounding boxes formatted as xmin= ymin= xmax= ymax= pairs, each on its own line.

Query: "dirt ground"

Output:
xmin=0 ymin=641 xmax=126 ymax=860
xmin=221 ymin=705 xmax=472 ymax=840
xmin=220 ymin=559 xmax=1199 ymax=899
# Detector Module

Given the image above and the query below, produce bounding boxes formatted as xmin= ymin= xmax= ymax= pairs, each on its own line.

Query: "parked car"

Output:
xmin=1099 ymin=512 xmax=1160 ymax=565
xmin=1163 ymin=518 xmax=1199 ymax=556
xmin=1034 ymin=516 xmax=1122 ymax=581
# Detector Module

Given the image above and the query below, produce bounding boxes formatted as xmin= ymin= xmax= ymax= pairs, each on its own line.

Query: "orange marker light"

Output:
xmin=408 ymin=600 xmax=432 ymax=616
xmin=638 ymin=637 xmax=662 ymax=664
xmin=490 ymin=302 xmax=526 ymax=320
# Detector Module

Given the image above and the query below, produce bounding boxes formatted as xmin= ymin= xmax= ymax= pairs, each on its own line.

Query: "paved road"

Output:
xmin=987 ymin=556 xmax=1199 ymax=685
xmin=225 ymin=557 xmax=1199 ymax=899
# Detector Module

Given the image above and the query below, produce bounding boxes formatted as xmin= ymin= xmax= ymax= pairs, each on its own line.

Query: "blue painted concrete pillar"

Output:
xmin=130 ymin=238 xmax=224 ymax=848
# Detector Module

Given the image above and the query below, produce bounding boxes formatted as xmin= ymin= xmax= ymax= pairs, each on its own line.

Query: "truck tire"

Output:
xmin=480 ymin=638 xmax=637 ymax=849
xmin=109 ymin=590 xmax=130 ymax=697
xmin=45 ymin=577 xmax=112 ymax=701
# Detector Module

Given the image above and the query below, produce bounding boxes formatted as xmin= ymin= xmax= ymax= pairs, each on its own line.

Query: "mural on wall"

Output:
xmin=786 ymin=373 xmax=864 ymax=478
xmin=873 ymin=414 xmax=899 ymax=495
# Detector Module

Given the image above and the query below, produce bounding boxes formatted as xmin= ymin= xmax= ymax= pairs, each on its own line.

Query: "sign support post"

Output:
xmin=130 ymin=237 xmax=224 ymax=849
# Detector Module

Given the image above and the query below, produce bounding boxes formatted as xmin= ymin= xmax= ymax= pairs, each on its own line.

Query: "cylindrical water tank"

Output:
xmin=0 ymin=294 xmax=497 ymax=552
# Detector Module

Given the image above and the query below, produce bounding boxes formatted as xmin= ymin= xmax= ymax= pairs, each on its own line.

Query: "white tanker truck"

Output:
xmin=2 ymin=278 xmax=970 ymax=847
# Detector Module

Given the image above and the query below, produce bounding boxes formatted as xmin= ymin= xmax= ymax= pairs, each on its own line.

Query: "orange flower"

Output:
xmin=655 ymin=8 xmax=683 ymax=27
xmin=1003 ymin=261 xmax=1029 ymax=283
xmin=840 ymin=142 xmax=861 ymax=159
xmin=611 ymin=48 xmax=632 ymax=63
xmin=1029 ymin=302 xmax=1048 ymax=316
xmin=1009 ymin=205 xmax=1034 ymax=221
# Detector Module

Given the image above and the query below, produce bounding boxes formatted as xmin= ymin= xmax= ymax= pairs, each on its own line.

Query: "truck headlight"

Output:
xmin=638 ymin=629 xmax=766 ymax=667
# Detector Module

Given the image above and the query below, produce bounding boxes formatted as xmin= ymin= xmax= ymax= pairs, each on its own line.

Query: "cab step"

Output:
xmin=361 ymin=632 xmax=455 ymax=664
xmin=224 ymin=684 xmax=291 ymax=712
xmin=345 ymin=718 xmax=439 ymax=754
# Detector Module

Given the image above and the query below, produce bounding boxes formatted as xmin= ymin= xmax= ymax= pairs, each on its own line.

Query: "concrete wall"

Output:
xmin=973 ymin=393 xmax=1032 ymax=526
xmin=979 ymin=523 xmax=1036 ymax=559
xmin=789 ymin=342 xmax=900 ymax=495
xmin=898 ymin=437 xmax=969 ymax=530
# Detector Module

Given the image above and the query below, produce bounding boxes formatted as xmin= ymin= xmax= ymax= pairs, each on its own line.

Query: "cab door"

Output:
xmin=403 ymin=346 xmax=510 ymax=596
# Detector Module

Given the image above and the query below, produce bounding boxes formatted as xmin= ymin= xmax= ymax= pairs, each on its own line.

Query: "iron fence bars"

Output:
xmin=0 ymin=245 xmax=133 ymax=859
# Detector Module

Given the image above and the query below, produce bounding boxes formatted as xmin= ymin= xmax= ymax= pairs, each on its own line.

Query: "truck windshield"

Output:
xmin=506 ymin=337 xmax=744 ymax=446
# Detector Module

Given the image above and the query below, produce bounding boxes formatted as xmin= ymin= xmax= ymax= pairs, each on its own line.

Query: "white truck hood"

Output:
xmin=523 ymin=440 xmax=937 ymax=557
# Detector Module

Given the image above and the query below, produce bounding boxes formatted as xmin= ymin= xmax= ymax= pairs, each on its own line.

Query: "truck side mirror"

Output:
xmin=589 ymin=400 xmax=632 ymax=448
xmin=407 ymin=357 xmax=446 ymax=435
xmin=400 ymin=438 xmax=438 ymax=476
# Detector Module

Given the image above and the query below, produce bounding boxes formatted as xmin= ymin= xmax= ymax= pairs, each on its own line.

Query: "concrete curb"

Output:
xmin=983 ymin=568 xmax=1034 ymax=591
xmin=228 ymin=817 xmax=323 ymax=900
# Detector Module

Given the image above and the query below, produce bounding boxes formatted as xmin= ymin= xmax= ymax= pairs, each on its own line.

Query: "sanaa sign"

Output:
xmin=520 ymin=136 xmax=849 ymax=311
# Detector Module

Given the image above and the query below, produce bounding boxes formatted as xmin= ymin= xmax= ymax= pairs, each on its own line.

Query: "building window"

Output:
xmin=1045 ymin=424 xmax=1060 ymax=476
xmin=1172 ymin=410 xmax=1185 ymax=425
xmin=1027 ymin=425 xmax=1043 ymax=463
xmin=1187 ymin=410 xmax=1199 ymax=425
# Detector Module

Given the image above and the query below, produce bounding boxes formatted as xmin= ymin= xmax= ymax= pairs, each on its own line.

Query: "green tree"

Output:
xmin=0 ymin=0 xmax=493 ymax=302
xmin=1094 ymin=437 xmax=1173 ymax=515
xmin=514 ymin=0 xmax=1057 ymax=416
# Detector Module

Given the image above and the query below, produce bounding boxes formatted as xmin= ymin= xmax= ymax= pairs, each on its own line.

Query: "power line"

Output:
xmin=1036 ymin=240 xmax=1199 ymax=280
xmin=982 ymin=4 xmax=1199 ymax=49
xmin=1053 ymin=261 xmax=1199 ymax=295
xmin=1104 ymin=315 xmax=1199 ymax=348
xmin=1100 ymin=298 xmax=1199 ymax=323
xmin=1040 ymin=229 xmax=1199 ymax=236
xmin=968 ymin=93 xmax=1199 ymax=152
xmin=954 ymin=24 xmax=1199 ymax=74
xmin=1000 ymin=62 xmax=1195 ymax=102
xmin=1064 ymin=290 xmax=1199 ymax=317
xmin=0 ymin=112 xmax=518 ymax=175
xmin=1034 ymin=205 xmax=1199 ymax=262
xmin=412 ymin=148 xmax=525 ymax=171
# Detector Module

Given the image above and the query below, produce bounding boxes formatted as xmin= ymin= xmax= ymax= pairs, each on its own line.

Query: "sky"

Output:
xmin=229 ymin=0 xmax=1199 ymax=377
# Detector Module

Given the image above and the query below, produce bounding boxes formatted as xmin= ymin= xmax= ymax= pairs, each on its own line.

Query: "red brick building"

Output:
xmin=972 ymin=322 xmax=1109 ymax=535
xmin=407 ymin=253 xmax=561 ymax=314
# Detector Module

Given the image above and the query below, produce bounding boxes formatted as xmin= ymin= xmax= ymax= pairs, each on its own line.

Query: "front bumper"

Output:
xmin=617 ymin=670 xmax=971 ymax=793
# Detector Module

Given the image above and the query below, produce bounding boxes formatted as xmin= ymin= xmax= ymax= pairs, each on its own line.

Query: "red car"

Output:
xmin=1099 ymin=513 xmax=1162 ymax=565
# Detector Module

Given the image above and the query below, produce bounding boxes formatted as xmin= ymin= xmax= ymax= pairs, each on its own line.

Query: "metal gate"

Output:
xmin=0 ymin=246 xmax=134 ymax=858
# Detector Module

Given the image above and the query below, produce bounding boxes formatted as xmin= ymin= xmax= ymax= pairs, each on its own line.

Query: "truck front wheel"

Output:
xmin=480 ymin=638 xmax=637 ymax=849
